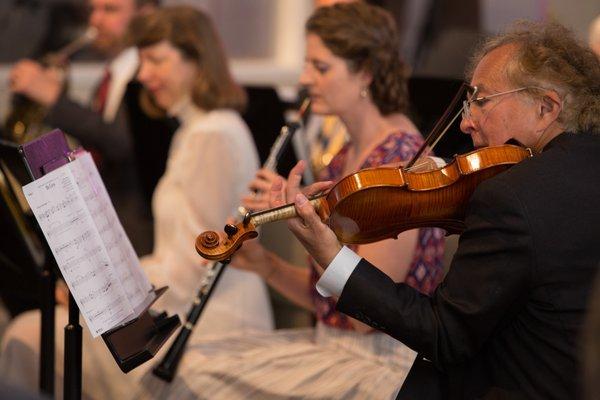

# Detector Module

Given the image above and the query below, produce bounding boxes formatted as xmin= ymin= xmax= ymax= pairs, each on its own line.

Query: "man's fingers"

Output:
xmin=302 ymin=180 xmax=334 ymax=197
xmin=294 ymin=193 xmax=322 ymax=230
xmin=295 ymin=193 xmax=319 ymax=226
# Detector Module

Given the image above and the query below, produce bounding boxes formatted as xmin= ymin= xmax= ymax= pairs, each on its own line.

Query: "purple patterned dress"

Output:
xmin=310 ymin=131 xmax=446 ymax=330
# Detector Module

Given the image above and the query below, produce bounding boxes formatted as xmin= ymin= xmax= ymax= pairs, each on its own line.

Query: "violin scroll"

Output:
xmin=195 ymin=222 xmax=258 ymax=261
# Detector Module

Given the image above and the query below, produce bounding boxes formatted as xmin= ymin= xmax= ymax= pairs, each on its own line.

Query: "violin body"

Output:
xmin=196 ymin=144 xmax=531 ymax=261
xmin=327 ymin=144 xmax=531 ymax=243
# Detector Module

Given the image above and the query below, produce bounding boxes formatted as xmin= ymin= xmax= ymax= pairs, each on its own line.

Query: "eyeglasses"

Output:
xmin=462 ymin=86 xmax=535 ymax=120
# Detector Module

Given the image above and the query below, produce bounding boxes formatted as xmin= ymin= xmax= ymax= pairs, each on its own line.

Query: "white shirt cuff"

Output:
xmin=315 ymin=246 xmax=362 ymax=297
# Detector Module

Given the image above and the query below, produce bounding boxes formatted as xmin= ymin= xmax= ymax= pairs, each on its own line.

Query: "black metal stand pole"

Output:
xmin=18 ymin=140 xmax=56 ymax=398
xmin=63 ymin=293 xmax=82 ymax=400
xmin=39 ymin=265 xmax=56 ymax=397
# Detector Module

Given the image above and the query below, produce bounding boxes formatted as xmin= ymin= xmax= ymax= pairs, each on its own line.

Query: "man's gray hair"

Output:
xmin=467 ymin=21 xmax=600 ymax=133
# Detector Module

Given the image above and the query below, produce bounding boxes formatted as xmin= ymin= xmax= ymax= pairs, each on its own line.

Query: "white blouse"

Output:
xmin=142 ymin=98 xmax=273 ymax=333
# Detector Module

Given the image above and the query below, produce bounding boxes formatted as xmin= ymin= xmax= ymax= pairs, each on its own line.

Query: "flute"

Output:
xmin=152 ymin=98 xmax=311 ymax=383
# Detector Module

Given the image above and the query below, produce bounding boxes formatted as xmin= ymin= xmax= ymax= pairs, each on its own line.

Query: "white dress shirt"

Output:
xmin=103 ymin=47 xmax=139 ymax=123
xmin=316 ymin=245 xmax=362 ymax=297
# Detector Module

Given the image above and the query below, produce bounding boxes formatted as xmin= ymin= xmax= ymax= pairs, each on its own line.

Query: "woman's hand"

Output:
xmin=241 ymin=168 xmax=286 ymax=212
xmin=222 ymin=216 xmax=273 ymax=278
xmin=229 ymin=238 xmax=275 ymax=279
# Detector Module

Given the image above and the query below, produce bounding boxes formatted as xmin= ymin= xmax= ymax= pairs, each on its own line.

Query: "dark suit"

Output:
xmin=44 ymin=78 xmax=177 ymax=256
xmin=336 ymin=132 xmax=600 ymax=399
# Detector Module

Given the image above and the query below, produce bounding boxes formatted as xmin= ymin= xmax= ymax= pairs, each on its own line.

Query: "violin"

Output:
xmin=196 ymin=144 xmax=532 ymax=262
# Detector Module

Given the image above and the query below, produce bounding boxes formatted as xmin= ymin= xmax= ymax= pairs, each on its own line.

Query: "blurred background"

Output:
xmin=0 ymin=0 xmax=599 ymax=119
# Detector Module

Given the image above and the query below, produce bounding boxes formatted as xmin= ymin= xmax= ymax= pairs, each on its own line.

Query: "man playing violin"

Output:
xmin=275 ymin=21 xmax=600 ymax=399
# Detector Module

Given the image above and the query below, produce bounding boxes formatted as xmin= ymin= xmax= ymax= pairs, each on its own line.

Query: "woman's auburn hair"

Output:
xmin=132 ymin=6 xmax=246 ymax=112
xmin=305 ymin=2 xmax=409 ymax=116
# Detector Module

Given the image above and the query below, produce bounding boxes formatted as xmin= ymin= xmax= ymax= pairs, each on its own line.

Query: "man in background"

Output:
xmin=9 ymin=0 xmax=175 ymax=256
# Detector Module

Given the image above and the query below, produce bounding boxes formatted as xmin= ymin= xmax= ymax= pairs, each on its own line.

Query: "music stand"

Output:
xmin=18 ymin=130 xmax=180 ymax=399
xmin=0 ymin=138 xmax=55 ymax=396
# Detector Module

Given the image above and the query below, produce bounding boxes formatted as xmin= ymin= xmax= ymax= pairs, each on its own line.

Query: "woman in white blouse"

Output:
xmin=134 ymin=6 xmax=273 ymax=333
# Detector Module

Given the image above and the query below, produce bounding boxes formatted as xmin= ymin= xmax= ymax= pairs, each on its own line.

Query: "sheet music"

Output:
xmin=72 ymin=153 xmax=154 ymax=314
xmin=23 ymin=152 xmax=154 ymax=336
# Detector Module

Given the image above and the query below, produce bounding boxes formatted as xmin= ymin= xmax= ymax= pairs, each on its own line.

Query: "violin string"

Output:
xmin=249 ymin=195 xmax=325 ymax=226
xmin=404 ymin=158 xmax=432 ymax=172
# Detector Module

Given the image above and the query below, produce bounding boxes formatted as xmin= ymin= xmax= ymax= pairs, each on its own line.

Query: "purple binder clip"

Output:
xmin=20 ymin=129 xmax=71 ymax=178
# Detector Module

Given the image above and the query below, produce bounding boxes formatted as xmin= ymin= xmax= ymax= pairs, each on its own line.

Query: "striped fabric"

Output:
xmin=134 ymin=323 xmax=416 ymax=400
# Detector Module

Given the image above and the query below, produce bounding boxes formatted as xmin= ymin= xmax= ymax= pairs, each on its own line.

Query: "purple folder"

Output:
xmin=20 ymin=129 xmax=71 ymax=179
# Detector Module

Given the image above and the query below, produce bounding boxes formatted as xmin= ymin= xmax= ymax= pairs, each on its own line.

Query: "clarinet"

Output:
xmin=152 ymin=260 xmax=229 ymax=382
xmin=152 ymin=99 xmax=311 ymax=382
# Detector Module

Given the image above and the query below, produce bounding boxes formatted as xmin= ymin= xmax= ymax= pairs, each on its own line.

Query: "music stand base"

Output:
xmin=102 ymin=287 xmax=180 ymax=373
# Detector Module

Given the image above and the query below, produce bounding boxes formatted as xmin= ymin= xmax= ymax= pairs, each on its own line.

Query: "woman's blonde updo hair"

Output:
xmin=306 ymin=2 xmax=409 ymax=116
xmin=468 ymin=20 xmax=600 ymax=133
xmin=132 ymin=6 xmax=246 ymax=112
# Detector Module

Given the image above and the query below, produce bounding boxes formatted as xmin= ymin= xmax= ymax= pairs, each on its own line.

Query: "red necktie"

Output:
xmin=93 ymin=69 xmax=111 ymax=113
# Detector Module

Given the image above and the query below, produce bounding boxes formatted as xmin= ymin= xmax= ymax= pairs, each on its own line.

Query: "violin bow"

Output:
xmin=405 ymin=83 xmax=469 ymax=170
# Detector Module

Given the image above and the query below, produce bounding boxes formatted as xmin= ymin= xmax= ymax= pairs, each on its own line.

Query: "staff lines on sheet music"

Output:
xmin=89 ymin=295 xmax=126 ymax=321
xmin=61 ymin=245 xmax=106 ymax=274
xmin=71 ymin=270 xmax=98 ymax=289
xmin=79 ymin=281 xmax=113 ymax=306
xmin=54 ymin=230 xmax=93 ymax=256
xmin=46 ymin=212 xmax=86 ymax=238
xmin=36 ymin=194 xmax=79 ymax=221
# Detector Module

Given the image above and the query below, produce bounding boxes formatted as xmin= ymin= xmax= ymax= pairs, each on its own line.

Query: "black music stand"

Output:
xmin=0 ymin=138 xmax=55 ymax=396
xmin=18 ymin=130 xmax=180 ymax=399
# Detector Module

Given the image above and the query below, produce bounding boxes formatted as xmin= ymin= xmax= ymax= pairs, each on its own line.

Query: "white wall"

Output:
xmin=482 ymin=0 xmax=600 ymax=42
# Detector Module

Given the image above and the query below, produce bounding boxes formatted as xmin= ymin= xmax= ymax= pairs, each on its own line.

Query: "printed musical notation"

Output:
xmin=74 ymin=154 xmax=153 ymax=311
xmin=55 ymin=230 xmax=92 ymax=256
xmin=23 ymin=152 xmax=155 ymax=337
xmin=37 ymin=194 xmax=78 ymax=222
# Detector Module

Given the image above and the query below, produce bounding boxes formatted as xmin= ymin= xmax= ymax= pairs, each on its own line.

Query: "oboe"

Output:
xmin=152 ymin=98 xmax=311 ymax=382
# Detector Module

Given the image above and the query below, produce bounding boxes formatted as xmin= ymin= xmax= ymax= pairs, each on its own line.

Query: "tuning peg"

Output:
xmin=224 ymin=224 xmax=238 ymax=238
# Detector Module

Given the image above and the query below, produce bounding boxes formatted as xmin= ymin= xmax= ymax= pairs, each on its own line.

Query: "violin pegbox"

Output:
xmin=195 ymin=222 xmax=258 ymax=261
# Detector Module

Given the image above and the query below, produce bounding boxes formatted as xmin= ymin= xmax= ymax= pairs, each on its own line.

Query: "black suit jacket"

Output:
xmin=44 ymin=81 xmax=177 ymax=256
xmin=337 ymin=132 xmax=600 ymax=399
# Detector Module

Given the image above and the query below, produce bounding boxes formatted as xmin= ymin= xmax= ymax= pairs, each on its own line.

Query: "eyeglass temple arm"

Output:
xmin=405 ymin=83 xmax=470 ymax=169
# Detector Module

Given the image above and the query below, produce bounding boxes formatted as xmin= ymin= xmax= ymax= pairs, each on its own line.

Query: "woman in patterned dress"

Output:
xmin=134 ymin=3 xmax=445 ymax=400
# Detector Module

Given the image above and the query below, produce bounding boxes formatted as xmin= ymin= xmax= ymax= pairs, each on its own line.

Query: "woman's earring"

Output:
xmin=360 ymin=88 xmax=368 ymax=99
